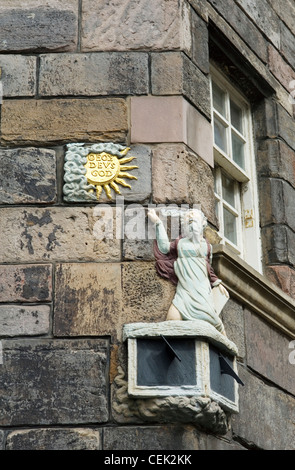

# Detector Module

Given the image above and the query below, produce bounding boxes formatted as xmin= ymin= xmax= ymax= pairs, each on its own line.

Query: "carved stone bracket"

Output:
xmin=112 ymin=320 xmax=242 ymax=434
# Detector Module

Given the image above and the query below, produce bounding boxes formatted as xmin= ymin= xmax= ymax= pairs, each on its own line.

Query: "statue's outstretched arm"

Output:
xmin=147 ymin=209 xmax=170 ymax=254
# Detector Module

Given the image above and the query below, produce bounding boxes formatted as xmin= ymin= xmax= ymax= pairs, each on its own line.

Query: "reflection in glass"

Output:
xmin=214 ymin=117 xmax=227 ymax=153
xmin=223 ymin=207 xmax=237 ymax=245
xmin=230 ymin=100 xmax=243 ymax=133
xmin=222 ymin=173 xmax=235 ymax=207
xmin=232 ymin=132 xmax=245 ymax=169
xmin=212 ymin=82 xmax=226 ymax=116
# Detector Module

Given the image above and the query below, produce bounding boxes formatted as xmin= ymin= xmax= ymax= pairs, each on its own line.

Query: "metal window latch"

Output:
xmin=244 ymin=209 xmax=254 ymax=228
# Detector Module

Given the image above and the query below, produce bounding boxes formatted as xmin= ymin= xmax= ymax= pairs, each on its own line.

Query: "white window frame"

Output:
xmin=210 ymin=66 xmax=262 ymax=273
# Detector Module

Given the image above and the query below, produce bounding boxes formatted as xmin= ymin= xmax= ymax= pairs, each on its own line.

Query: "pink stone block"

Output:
xmin=130 ymin=96 xmax=213 ymax=166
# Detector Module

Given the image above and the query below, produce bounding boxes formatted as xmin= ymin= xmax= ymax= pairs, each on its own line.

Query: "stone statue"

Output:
xmin=148 ymin=208 xmax=229 ymax=335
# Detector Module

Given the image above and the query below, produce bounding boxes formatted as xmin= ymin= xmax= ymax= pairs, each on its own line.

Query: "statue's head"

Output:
xmin=181 ymin=209 xmax=207 ymax=240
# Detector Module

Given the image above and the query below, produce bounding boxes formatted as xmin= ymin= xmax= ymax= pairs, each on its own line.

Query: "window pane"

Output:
xmin=222 ymin=173 xmax=235 ymax=207
xmin=230 ymin=100 xmax=243 ymax=133
xmin=214 ymin=117 xmax=227 ymax=153
xmin=232 ymin=132 xmax=245 ymax=169
xmin=223 ymin=207 xmax=237 ymax=245
xmin=212 ymin=82 xmax=226 ymax=117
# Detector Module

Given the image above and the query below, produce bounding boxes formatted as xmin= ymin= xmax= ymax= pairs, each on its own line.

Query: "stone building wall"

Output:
xmin=0 ymin=0 xmax=294 ymax=450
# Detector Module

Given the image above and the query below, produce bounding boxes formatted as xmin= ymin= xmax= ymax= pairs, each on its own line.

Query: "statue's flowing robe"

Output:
xmin=154 ymin=236 xmax=225 ymax=334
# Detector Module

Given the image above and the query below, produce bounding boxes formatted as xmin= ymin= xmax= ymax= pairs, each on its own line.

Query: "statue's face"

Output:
xmin=183 ymin=212 xmax=204 ymax=240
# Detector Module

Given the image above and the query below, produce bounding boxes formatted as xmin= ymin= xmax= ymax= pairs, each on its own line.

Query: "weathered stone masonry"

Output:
xmin=0 ymin=0 xmax=294 ymax=450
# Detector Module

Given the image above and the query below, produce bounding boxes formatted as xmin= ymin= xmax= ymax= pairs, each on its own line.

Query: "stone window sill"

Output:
xmin=212 ymin=244 xmax=295 ymax=338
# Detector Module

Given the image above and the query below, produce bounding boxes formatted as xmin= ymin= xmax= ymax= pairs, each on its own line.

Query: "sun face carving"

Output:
xmin=84 ymin=147 xmax=138 ymax=200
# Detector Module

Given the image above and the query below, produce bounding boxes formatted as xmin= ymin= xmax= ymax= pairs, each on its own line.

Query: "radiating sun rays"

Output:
xmin=84 ymin=147 xmax=138 ymax=200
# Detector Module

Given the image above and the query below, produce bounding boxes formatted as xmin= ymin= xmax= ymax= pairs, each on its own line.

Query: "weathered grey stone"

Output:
xmin=235 ymin=0 xmax=280 ymax=48
xmin=0 ymin=430 xmax=4 ymax=450
xmin=53 ymin=262 xmax=123 ymax=340
xmin=188 ymin=0 xmax=208 ymax=21
xmin=199 ymin=433 xmax=246 ymax=450
xmin=259 ymin=179 xmax=295 ymax=232
xmin=151 ymin=52 xmax=184 ymax=95
xmin=1 ymin=98 xmax=128 ymax=146
xmin=0 ymin=264 xmax=52 ymax=302
xmin=0 ymin=207 xmax=121 ymax=263
xmin=280 ymin=21 xmax=295 ymax=70
xmin=151 ymin=53 xmax=210 ymax=119
xmin=244 ymin=310 xmax=295 ymax=396
xmin=0 ymin=1 xmax=78 ymax=52
xmin=0 ymin=55 xmax=36 ymax=96
xmin=0 ymin=339 xmax=109 ymax=426
xmin=276 ymin=104 xmax=295 ymax=153
xmin=268 ymin=45 xmax=295 ymax=91
xmin=152 ymin=143 xmax=216 ymax=226
xmin=253 ymin=98 xmax=278 ymax=140
xmin=39 ymin=52 xmax=149 ymax=96
xmin=191 ymin=10 xmax=209 ymax=73
xmin=0 ymin=148 xmax=57 ymax=204
xmin=81 ymin=0 xmax=191 ymax=53
xmin=268 ymin=0 xmax=295 ymax=36
xmin=232 ymin=368 xmax=295 ymax=450
xmin=123 ymin=239 xmax=154 ymax=261
xmin=207 ymin=0 xmax=268 ymax=62
xmin=262 ymin=225 xmax=295 ymax=267
xmin=257 ymin=140 xmax=295 ymax=190
xmin=6 ymin=428 xmax=102 ymax=450
xmin=220 ymin=299 xmax=245 ymax=359
xmin=103 ymin=425 xmax=201 ymax=450
xmin=0 ymin=305 xmax=50 ymax=337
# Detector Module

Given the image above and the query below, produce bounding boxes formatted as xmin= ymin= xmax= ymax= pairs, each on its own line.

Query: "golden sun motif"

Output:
xmin=84 ymin=147 xmax=138 ymax=200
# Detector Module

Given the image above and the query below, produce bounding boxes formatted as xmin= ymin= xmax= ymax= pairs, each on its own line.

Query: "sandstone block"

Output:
xmin=268 ymin=0 xmax=295 ymax=36
xmin=235 ymin=0 xmax=280 ymax=48
xmin=256 ymin=140 xmax=295 ymax=190
xmin=121 ymin=261 xmax=176 ymax=323
xmin=244 ymin=310 xmax=295 ymax=395
xmin=0 ymin=1 xmax=78 ymax=52
xmin=0 ymin=207 xmax=121 ymax=263
xmin=53 ymin=263 xmax=123 ymax=340
xmin=6 ymin=428 xmax=102 ymax=450
xmin=0 ymin=147 xmax=57 ymax=204
xmin=191 ymin=11 xmax=209 ymax=73
xmin=151 ymin=53 xmax=211 ymax=118
xmin=266 ymin=265 xmax=295 ymax=299
xmin=220 ymin=299 xmax=245 ymax=359
xmin=151 ymin=143 xmax=216 ymax=224
xmin=261 ymin=225 xmax=295 ymax=267
xmin=0 ymin=339 xmax=109 ymax=426
xmin=0 ymin=55 xmax=36 ymax=96
xmin=268 ymin=45 xmax=295 ymax=92
xmin=103 ymin=425 xmax=200 ymax=450
xmin=0 ymin=305 xmax=50 ymax=337
xmin=259 ymin=178 xmax=295 ymax=232
xmin=39 ymin=52 xmax=149 ymax=96
xmin=280 ymin=21 xmax=295 ymax=70
xmin=1 ymin=98 xmax=127 ymax=145
xmin=131 ymin=97 xmax=213 ymax=166
xmin=81 ymin=0 xmax=191 ymax=53
xmin=0 ymin=430 xmax=4 ymax=449
xmin=232 ymin=367 xmax=295 ymax=449
xmin=0 ymin=264 xmax=52 ymax=302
